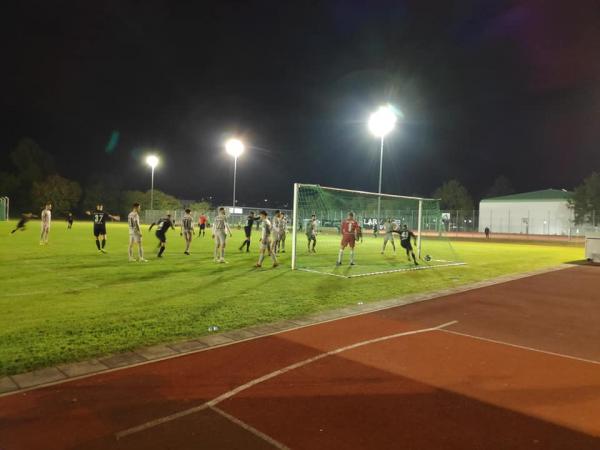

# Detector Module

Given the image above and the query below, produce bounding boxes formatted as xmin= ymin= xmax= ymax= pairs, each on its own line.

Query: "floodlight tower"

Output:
xmin=145 ymin=155 xmax=159 ymax=210
xmin=368 ymin=105 xmax=397 ymax=229
xmin=225 ymin=138 xmax=245 ymax=210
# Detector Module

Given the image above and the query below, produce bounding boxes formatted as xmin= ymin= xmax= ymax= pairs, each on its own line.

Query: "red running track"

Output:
xmin=1 ymin=265 xmax=599 ymax=449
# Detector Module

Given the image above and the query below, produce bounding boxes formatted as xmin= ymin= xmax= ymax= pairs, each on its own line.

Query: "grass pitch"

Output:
xmin=0 ymin=219 xmax=583 ymax=376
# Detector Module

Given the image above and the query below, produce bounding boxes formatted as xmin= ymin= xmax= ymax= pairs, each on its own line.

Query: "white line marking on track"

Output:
xmin=439 ymin=329 xmax=600 ymax=366
xmin=115 ymin=320 xmax=458 ymax=440
xmin=210 ymin=405 xmax=290 ymax=449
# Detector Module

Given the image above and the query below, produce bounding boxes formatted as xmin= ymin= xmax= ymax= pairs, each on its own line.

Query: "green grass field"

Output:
xmin=0 ymin=219 xmax=583 ymax=376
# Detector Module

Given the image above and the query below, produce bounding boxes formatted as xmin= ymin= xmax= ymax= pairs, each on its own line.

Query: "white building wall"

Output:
xmin=478 ymin=200 xmax=573 ymax=235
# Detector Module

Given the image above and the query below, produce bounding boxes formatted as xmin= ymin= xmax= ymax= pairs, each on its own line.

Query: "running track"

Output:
xmin=1 ymin=265 xmax=599 ymax=449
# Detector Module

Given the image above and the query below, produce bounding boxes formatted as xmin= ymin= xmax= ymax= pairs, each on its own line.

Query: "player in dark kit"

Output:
xmin=85 ymin=204 xmax=119 ymax=253
xmin=239 ymin=211 xmax=259 ymax=252
xmin=11 ymin=213 xmax=36 ymax=233
xmin=149 ymin=214 xmax=175 ymax=258
xmin=395 ymin=224 xmax=419 ymax=265
xmin=66 ymin=213 xmax=74 ymax=229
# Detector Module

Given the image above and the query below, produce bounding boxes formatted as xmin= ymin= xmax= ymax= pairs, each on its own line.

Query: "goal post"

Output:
xmin=290 ymin=184 xmax=462 ymax=277
xmin=0 ymin=197 xmax=9 ymax=221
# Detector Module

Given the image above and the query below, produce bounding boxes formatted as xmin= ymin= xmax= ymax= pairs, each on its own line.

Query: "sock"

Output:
xmin=258 ymin=253 xmax=264 ymax=265
xmin=138 ymin=246 xmax=144 ymax=259
xmin=221 ymin=248 xmax=225 ymax=260
xmin=96 ymin=239 xmax=101 ymax=250
xmin=350 ymin=250 xmax=354 ymax=263
xmin=158 ymin=246 xmax=165 ymax=257
xmin=246 ymin=240 xmax=250 ymax=251
xmin=271 ymin=251 xmax=278 ymax=263
xmin=128 ymin=246 xmax=133 ymax=258
xmin=338 ymin=249 xmax=343 ymax=263
xmin=101 ymin=239 xmax=106 ymax=249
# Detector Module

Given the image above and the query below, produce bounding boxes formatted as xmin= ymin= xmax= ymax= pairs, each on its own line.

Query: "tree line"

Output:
xmin=0 ymin=138 xmax=211 ymax=217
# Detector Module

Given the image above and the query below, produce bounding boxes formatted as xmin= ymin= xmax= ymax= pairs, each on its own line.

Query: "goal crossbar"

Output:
xmin=297 ymin=184 xmax=435 ymax=202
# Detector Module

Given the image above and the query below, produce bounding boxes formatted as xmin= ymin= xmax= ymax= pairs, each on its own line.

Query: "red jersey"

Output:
xmin=198 ymin=215 xmax=207 ymax=225
xmin=341 ymin=219 xmax=359 ymax=236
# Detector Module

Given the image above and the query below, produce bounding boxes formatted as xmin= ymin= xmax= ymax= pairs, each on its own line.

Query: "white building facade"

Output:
xmin=478 ymin=189 xmax=574 ymax=236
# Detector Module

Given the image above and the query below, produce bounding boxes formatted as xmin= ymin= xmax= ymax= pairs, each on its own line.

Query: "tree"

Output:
xmin=187 ymin=201 xmax=212 ymax=213
xmin=433 ymin=180 xmax=474 ymax=211
xmin=486 ymin=175 xmax=515 ymax=198
xmin=119 ymin=190 xmax=148 ymax=216
xmin=31 ymin=175 xmax=82 ymax=215
xmin=150 ymin=190 xmax=181 ymax=211
xmin=570 ymin=172 xmax=600 ymax=225
xmin=83 ymin=181 xmax=121 ymax=213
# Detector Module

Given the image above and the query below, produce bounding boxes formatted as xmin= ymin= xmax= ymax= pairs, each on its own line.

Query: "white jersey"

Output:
xmin=181 ymin=214 xmax=194 ymax=232
xmin=307 ymin=219 xmax=318 ymax=237
xmin=41 ymin=208 xmax=51 ymax=227
xmin=212 ymin=214 xmax=230 ymax=234
xmin=128 ymin=211 xmax=141 ymax=235
xmin=280 ymin=216 xmax=288 ymax=234
xmin=261 ymin=218 xmax=272 ymax=242
xmin=272 ymin=216 xmax=281 ymax=236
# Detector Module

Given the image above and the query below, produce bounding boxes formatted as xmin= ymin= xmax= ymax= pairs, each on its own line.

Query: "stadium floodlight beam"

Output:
xmin=145 ymin=155 xmax=159 ymax=210
xmin=225 ymin=138 xmax=245 ymax=210
xmin=368 ymin=105 xmax=398 ymax=231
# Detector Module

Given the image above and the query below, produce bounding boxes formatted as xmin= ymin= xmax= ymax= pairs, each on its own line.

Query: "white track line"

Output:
xmin=115 ymin=320 xmax=458 ymax=440
xmin=440 ymin=329 xmax=600 ymax=366
xmin=210 ymin=405 xmax=290 ymax=449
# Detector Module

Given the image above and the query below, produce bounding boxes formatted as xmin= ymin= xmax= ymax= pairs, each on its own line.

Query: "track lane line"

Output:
xmin=439 ymin=329 xmax=600 ymax=366
xmin=115 ymin=320 xmax=458 ymax=440
xmin=210 ymin=405 xmax=290 ymax=450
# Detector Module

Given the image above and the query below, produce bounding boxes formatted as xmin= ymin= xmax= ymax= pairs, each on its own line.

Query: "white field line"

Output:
xmin=440 ymin=329 xmax=600 ymax=366
xmin=298 ymin=262 xmax=466 ymax=279
xmin=210 ymin=405 xmax=290 ymax=449
xmin=115 ymin=320 xmax=458 ymax=440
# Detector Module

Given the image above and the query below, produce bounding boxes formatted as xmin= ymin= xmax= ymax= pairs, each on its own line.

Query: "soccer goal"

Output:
xmin=0 ymin=197 xmax=9 ymax=221
xmin=290 ymin=184 xmax=464 ymax=277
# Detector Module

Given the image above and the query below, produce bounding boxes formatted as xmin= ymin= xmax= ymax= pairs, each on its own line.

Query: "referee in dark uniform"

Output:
xmin=85 ymin=204 xmax=119 ymax=253
xmin=239 ymin=211 xmax=259 ymax=252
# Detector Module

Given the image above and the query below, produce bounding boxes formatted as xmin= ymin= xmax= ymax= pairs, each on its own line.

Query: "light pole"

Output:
xmin=368 ymin=105 xmax=397 ymax=230
xmin=145 ymin=155 xmax=159 ymax=210
xmin=225 ymin=138 xmax=245 ymax=210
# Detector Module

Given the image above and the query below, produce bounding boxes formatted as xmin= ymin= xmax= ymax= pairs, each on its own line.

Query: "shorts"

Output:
xmin=94 ymin=224 xmax=107 ymax=237
xmin=155 ymin=231 xmax=166 ymax=243
xmin=341 ymin=234 xmax=356 ymax=249
xmin=129 ymin=233 xmax=142 ymax=244
xmin=244 ymin=226 xmax=252 ymax=238
xmin=401 ymin=240 xmax=413 ymax=251
xmin=260 ymin=237 xmax=271 ymax=251
xmin=200 ymin=223 xmax=206 ymax=230
xmin=214 ymin=230 xmax=227 ymax=246
xmin=41 ymin=223 xmax=50 ymax=230
xmin=182 ymin=230 xmax=193 ymax=240
xmin=307 ymin=233 xmax=316 ymax=241
xmin=383 ymin=233 xmax=394 ymax=243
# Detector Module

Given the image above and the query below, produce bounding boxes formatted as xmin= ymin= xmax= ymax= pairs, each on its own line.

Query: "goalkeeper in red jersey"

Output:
xmin=336 ymin=211 xmax=360 ymax=266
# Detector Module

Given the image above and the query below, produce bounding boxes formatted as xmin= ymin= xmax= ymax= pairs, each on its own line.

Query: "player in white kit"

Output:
xmin=212 ymin=207 xmax=232 ymax=263
xmin=255 ymin=210 xmax=278 ymax=268
xmin=271 ymin=210 xmax=282 ymax=254
xmin=279 ymin=213 xmax=288 ymax=253
xmin=381 ymin=218 xmax=396 ymax=254
xmin=40 ymin=203 xmax=52 ymax=245
xmin=128 ymin=203 xmax=147 ymax=262
xmin=180 ymin=209 xmax=194 ymax=255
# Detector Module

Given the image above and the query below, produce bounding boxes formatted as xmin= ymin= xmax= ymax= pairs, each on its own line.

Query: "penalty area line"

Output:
xmin=115 ymin=320 xmax=458 ymax=440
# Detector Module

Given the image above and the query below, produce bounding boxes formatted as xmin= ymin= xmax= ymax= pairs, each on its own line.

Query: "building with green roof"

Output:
xmin=479 ymin=189 xmax=574 ymax=235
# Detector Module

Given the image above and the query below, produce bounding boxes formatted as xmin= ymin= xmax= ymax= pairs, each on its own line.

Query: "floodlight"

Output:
xmin=225 ymin=139 xmax=245 ymax=158
xmin=146 ymin=155 xmax=159 ymax=168
xmin=368 ymin=105 xmax=397 ymax=138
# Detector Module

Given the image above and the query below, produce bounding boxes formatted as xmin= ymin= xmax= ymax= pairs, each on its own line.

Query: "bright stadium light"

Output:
xmin=225 ymin=138 xmax=245 ymax=208
xmin=145 ymin=155 xmax=160 ymax=210
xmin=368 ymin=105 xmax=399 ymax=233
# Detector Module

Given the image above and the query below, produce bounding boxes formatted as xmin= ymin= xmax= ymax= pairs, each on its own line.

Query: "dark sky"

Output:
xmin=3 ymin=0 xmax=600 ymax=207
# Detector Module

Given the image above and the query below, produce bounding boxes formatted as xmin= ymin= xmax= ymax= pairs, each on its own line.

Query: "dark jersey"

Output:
xmin=92 ymin=210 xmax=110 ymax=225
xmin=245 ymin=216 xmax=259 ymax=228
xmin=153 ymin=218 xmax=174 ymax=234
xmin=398 ymin=229 xmax=416 ymax=242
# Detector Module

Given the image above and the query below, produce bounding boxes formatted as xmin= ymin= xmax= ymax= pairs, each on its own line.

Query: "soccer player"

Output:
xmin=239 ymin=211 xmax=259 ymax=252
xmin=255 ymin=210 xmax=278 ymax=268
xmin=85 ymin=204 xmax=119 ymax=253
xmin=181 ymin=209 xmax=195 ymax=255
xmin=381 ymin=218 xmax=396 ymax=254
xmin=198 ymin=213 xmax=208 ymax=237
xmin=11 ymin=213 xmax=36 ymax=233
xmin=395 ymin=224 xmax=419 ymax=265
xmin=337 ymin=211 xmax=359 ymax=266
xmin=279 ymin=213 xmax=288 ymax=253
xmin=40 ymin=203 xmax=52 ymax=245
xmin=271 ymin=210 xmax=282 ymax=254
xmin=306 ymin=214 xmax=317 ymax=252
xmin=128 ymin=203 xmax=147 ymax=262
xmin=149 ymin=213 xmax=175 ymax=258
xmin=212 ymin=207 xmax=232 ymax=263
xmin=67 ymin=213 xmax=74 ymax=229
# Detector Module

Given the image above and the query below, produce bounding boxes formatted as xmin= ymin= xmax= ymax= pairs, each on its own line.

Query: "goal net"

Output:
xmin=291 ymin=184 xmax=463 ymax=277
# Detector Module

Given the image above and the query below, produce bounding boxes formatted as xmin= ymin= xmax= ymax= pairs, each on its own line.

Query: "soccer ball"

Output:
xmin=423 ymin=254 xmax=432 ymax=262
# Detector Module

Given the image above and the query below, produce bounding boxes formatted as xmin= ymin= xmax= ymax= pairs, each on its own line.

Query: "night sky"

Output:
xmin=3 ymin=0 xmax=600 ymax=207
